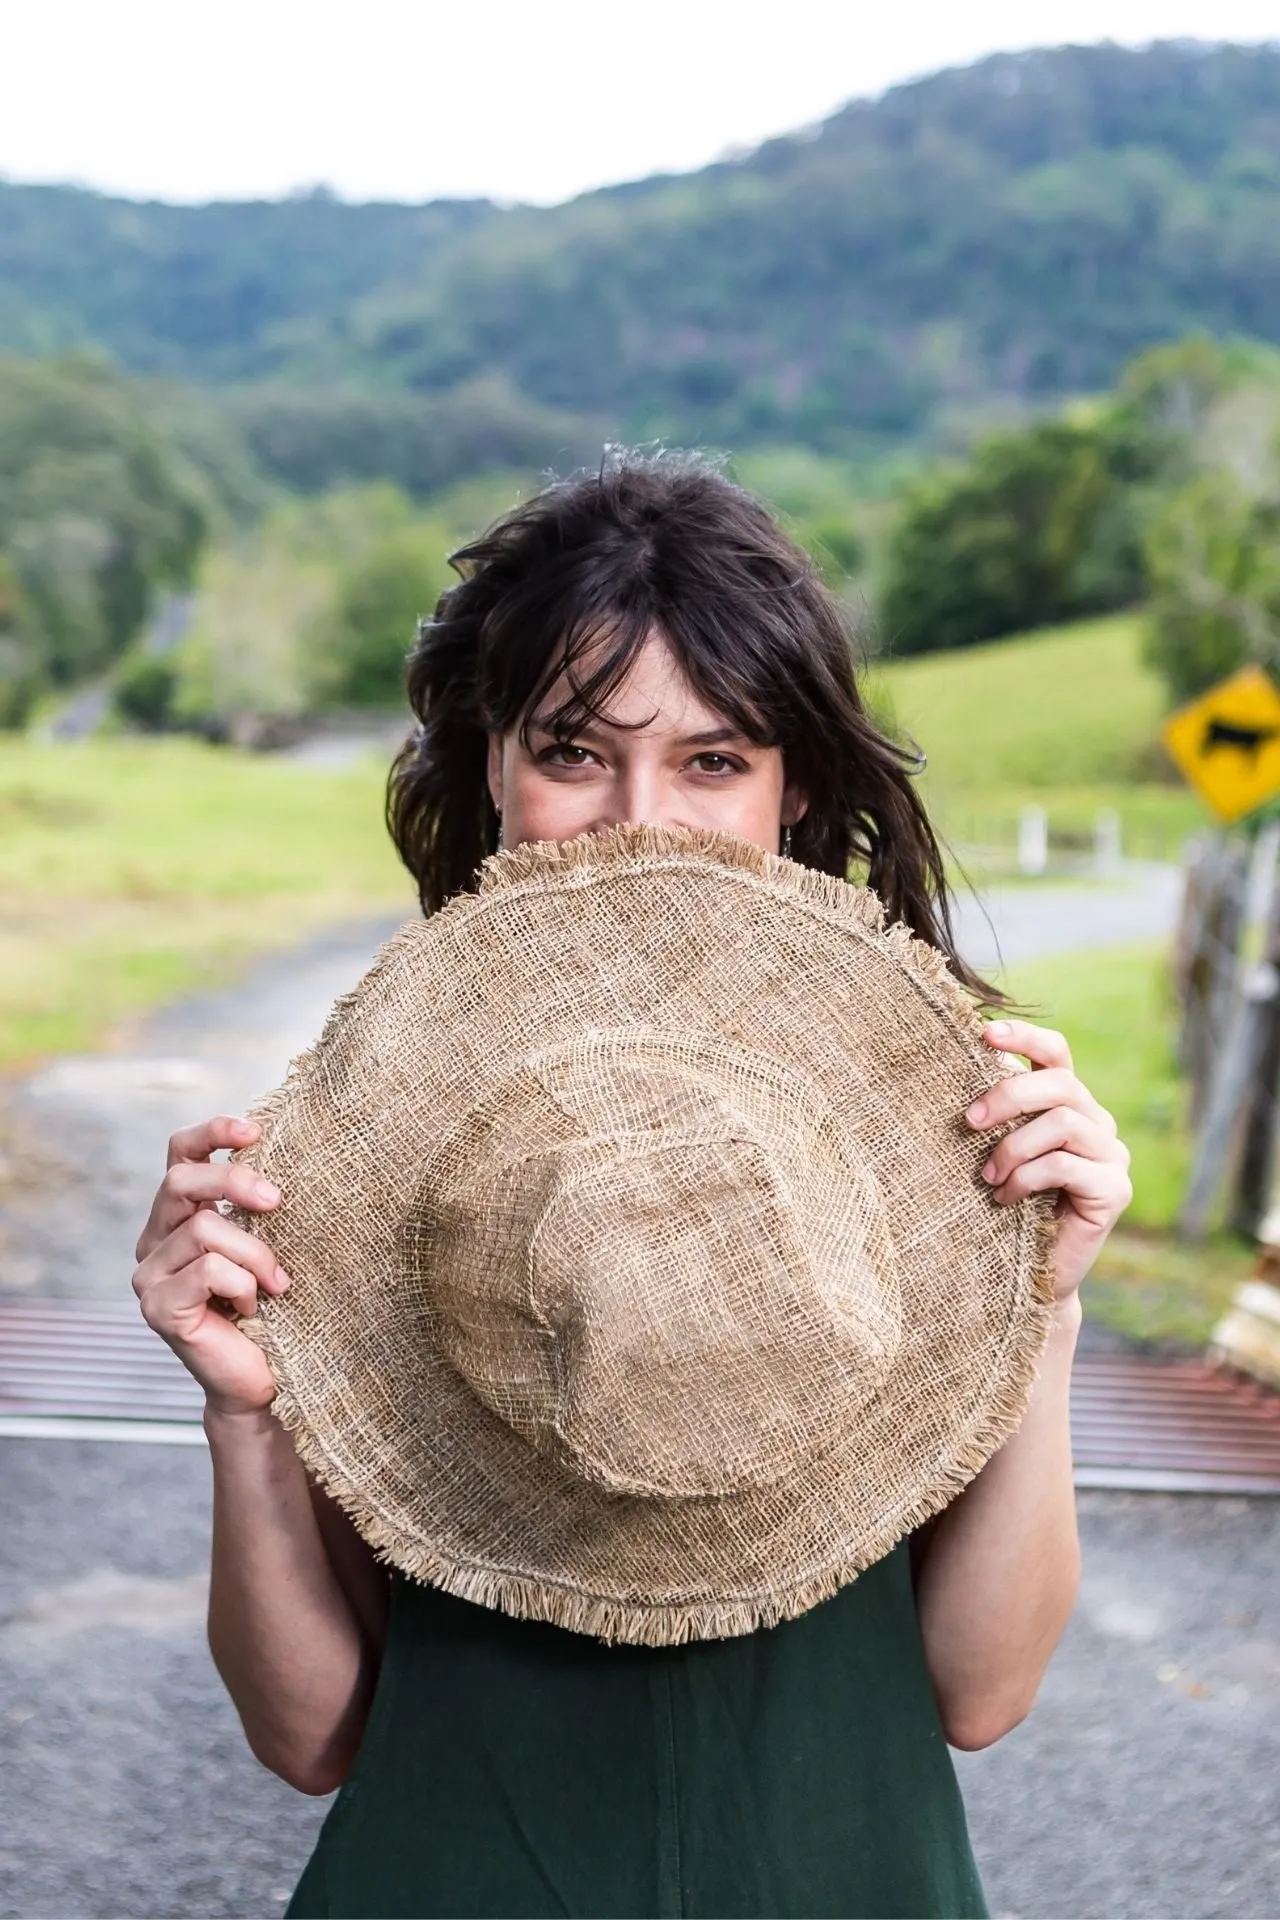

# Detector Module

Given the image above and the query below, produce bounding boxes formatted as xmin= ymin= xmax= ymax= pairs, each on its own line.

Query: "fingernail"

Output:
xmin=981 ymin=1160 xmax=997 ymax=1182
xmin=254 ymin=1179 xmax=280 ymax=1203
xmin=966 ymin=1100 xmax=988 ymax=1126
xmin=273 ymin=1265 xmax=291 ymax=1289
xmin=986 ymin=1021 xmax=1010 ymax=1039
xmin=233 ymin=1119 xmax=255 ymax=1136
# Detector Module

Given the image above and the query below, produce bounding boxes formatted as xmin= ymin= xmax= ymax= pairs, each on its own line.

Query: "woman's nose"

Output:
xmin=593 ymin=767 xmax=667 ymax=830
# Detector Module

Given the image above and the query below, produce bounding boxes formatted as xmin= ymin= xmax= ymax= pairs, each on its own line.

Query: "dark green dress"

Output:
xmin=287 ymin=1538 xmax=987 ymax=1919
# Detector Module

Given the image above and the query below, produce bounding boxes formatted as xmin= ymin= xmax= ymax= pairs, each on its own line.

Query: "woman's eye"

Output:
xmin=692 ymin=753 xmax=745 ymax=775
xmin=540 ymin=743 xmax=592 ymax=767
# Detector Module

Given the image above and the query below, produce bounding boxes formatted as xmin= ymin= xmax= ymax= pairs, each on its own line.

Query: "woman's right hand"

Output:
xmin=132 ymin=1115 xmax=290 ymax=1417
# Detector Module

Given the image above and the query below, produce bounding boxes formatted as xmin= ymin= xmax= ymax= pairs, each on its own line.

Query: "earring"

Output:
xmin=781 ymin=824 xmax=793 ymax=859
xmin=495 ymin=807 xmax=504 ymax=850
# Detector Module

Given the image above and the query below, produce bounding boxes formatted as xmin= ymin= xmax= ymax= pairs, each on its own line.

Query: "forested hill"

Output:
xmin=0 ymin=191 xmax=491 ymax=378
xmin=3 ymin=40 xmax=1280 ymax=454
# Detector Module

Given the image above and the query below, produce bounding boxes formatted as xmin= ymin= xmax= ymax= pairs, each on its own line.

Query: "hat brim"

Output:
xmin=235 ymin=825 xmax=1057 ymax=1645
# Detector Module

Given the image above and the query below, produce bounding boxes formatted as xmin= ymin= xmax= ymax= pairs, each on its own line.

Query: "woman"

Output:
xmin=133 ymin=451 xmax=1131 ymax=1918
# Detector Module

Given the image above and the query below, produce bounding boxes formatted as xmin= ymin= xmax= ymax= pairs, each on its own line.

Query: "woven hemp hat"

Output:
xmin=234 ymin=823 xmax=1057 ymax=1646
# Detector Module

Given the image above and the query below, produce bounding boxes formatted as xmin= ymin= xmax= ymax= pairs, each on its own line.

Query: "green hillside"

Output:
xmin=873 ymin=613 xmax=1160 ymax=791
xmin=1 ymin=41 xmax=1279 ymax=462
xmin=871 ymin=612 xmax=1204 ymax=854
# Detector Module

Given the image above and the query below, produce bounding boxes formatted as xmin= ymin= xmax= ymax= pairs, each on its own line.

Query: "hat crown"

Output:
xmin=244 ymin=825 xmax=1056 ymax=1646
xmin=410 ymin=1030 xmax=902 ymax=1499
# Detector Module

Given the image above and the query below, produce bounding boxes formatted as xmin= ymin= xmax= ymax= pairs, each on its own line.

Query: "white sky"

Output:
xmin=1 ymin=1 xmax=1277 ymax=207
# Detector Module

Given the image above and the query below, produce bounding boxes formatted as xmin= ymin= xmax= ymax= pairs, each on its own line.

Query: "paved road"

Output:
xmin=0 ymin=1438 xmax=322 ymax=1919
xmin=9 ymin=863 xmax=1278 ymax=1919
xmin=0 ymin=917 xmax=406 ymax=1301
xmin=951 ymin=862 xmax=1184 ymax=976
xmin=2 ymin=1436 xmax=1275 ymax=1919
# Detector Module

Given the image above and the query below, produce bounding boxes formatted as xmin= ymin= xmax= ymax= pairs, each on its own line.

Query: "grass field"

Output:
xmin=1004 ymin=941 xmax=1185 ymax=1229
xmin=1003 ymin=939 xmax=1249 ymax=1346
xmin=0 ymin=739 xmax=414 ymax=1068
xmin=871 ymin=613 xmax=1204 ymax=862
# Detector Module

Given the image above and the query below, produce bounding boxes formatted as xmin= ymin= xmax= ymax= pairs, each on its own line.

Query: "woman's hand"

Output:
xmin=132 ymin=1115 xmax=288 ymax=1416
xmin=964 ymin=1019 xmax=1132 ymax=1303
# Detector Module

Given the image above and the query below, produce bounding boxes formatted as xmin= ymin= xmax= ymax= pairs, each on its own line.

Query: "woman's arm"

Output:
xmin=134 ymin=1116 xmax=388 ymax=1794
xmin=913 ymin=1019 xmax=1131 ymax=1750
xmin=913 ymin=1296 xmax=1080 ymax=1749
xmin=205 ymin=1410 xmax=388 ymax=1794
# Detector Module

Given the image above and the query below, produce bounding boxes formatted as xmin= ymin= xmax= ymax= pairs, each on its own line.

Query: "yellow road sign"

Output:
xmin=1162 ymin=664 xmax=1280 ymax=824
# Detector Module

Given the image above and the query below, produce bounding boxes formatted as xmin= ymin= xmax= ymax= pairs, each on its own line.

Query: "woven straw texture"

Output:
xmin=232 ymin=824 xmax=1057 ymax=1645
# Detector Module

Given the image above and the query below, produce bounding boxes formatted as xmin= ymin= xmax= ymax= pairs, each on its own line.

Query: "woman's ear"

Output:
xmin=782 ymin=781 xmax=809 ymax=829
xmin=486 ymin=733 xmax=504 ymax=815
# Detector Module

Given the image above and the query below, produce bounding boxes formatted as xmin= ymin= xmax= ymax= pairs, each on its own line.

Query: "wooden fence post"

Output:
xmin=1230 ymin=837 xmax=1280 ymax=1236
xmin=1179 ymin=955 xmax=1280 ymax=1240
xmin=1173 ymin=833 xmax=1251 ymax=1125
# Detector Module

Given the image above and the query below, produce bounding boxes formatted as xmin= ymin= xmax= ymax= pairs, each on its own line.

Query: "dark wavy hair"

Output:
xmin=388 ymin=449 xmax=995 ymax=1000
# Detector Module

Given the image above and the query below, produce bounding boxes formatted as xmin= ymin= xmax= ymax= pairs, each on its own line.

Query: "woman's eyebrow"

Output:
xmin=530 ymin=717 xmax=749 ymax=747
xmin=674 ymin=726 xmax=752 ymax=748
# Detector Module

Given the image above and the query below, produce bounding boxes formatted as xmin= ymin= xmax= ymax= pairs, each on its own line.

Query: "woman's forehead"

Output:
xmin=528 ymin=632 xmax=741 ymax=739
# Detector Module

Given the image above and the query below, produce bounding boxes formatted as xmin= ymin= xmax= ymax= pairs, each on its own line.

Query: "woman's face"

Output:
xmin=487 ymin=634 xmax=807 ymax=855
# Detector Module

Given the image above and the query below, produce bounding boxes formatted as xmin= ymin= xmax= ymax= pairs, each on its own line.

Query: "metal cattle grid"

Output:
xmin=2 ymin=1298 xmax=1280 ymax=1490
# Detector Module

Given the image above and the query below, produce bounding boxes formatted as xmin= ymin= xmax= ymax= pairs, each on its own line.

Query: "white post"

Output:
xmin=1094 ymin=808 xmax=1122 ymax=879
xmin=1017 ymin=805 xmax=1048 ymax=877
xmin=1246 ymin=820 xmax=1280 ymax=924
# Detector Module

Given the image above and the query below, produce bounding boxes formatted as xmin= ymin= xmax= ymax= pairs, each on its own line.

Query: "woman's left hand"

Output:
xmin=964 ymin=1019 xmax=1132 ymax=1303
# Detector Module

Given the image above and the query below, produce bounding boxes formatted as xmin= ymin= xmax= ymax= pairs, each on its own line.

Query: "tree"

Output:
xmin=877 ymin=419 xmax=1146 ymax=654
xmin=0 ymin=356 xmax=207 ymax=690
xmin=0 ymin=553 xmax=37 ymax=727
xmin=111 ymin=652 xmax=181 ymax=732
xmin=1126 ymin=338 xmax=1280 ymax=701
xmin=230 ymin=377 xmax=600 ymax=500
xmin=1143 ymin=471 xmax=1280 ymax=701
xmin=318 ymin=528 xmax=453 ymax=709
xmin=150 ymin=490 xmax=455 ymax=735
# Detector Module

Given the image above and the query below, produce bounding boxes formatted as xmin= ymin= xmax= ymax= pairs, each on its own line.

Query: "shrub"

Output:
xmin=0 ymin=556 xmax=37 ymax=728
xmin=112 ymin=653 xmax=181 ymax=731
